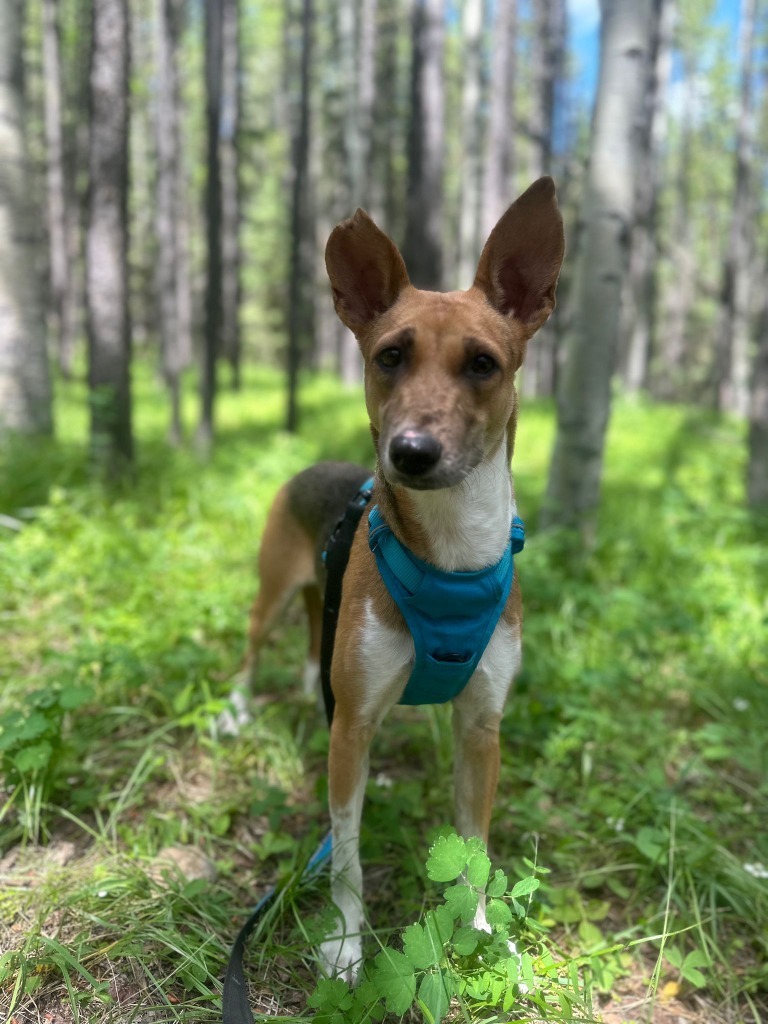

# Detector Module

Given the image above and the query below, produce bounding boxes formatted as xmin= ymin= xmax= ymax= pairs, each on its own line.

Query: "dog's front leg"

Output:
xmin=452 ymin=621 xmax=520 ymax=934
xmin=319 ymin=711 xmax=373 ymax=983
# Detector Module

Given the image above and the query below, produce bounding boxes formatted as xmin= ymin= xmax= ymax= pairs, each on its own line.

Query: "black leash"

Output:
xmin=221 ymin=477 xmax=374 ymax=1024
xmin=319 ymin=477 xmax=375 ymax=725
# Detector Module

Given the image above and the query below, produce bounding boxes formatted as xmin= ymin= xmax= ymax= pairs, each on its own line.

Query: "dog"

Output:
xmin=243 ymin=177 xmax=564 ymax=982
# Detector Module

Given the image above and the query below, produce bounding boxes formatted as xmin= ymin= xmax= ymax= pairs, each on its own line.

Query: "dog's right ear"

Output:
xmin=325 ymin=209 xmax=410 ymax=337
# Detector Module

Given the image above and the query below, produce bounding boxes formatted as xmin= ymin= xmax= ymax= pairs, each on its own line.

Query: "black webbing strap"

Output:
xmin=221 ymin=476 xmax=373 ymax=1024
xmin=320 ymin=477 xmax=374 ymax=725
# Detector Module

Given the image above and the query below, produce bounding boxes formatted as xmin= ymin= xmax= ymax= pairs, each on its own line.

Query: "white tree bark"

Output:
xmin=716 ymin=0 xmax=757 ymax=416
xmin=0 ymin=0 xmax=53 ymax=435
xmin=457 ymin=0 xmax=484 ymax=288
xmin=543 ymin=0 xmax=653 ymax=533
xmin=482 ymin=0 xmax=516 ymax=240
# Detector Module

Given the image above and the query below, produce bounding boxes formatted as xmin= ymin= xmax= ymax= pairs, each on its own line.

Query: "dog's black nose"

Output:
xmin=389 ymin=432 xmax=442 ymax=476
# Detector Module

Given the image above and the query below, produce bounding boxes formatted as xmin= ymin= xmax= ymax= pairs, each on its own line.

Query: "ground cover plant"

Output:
xmin=1 ymin=366 xmax=766 ymax=1023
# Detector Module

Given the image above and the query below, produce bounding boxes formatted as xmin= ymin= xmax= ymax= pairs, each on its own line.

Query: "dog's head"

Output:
xmin=325 ymin=177 xmax=564 ymax=490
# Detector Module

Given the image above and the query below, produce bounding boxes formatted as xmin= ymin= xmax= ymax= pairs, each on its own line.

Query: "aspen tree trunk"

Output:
xmin=86 ymin=0 xmax=132 ymax=469
xmin=372 ymin=0 xmax=403 ymax=235
xmin=286 ymin=0 xmax=314 ymax=432
xmin=199 ymin=0 xmax=223 ymax=450
xmin=529 ymin=0 xmax=566 ymax=180
xmin=402 ymin=0 xmax=444 ymax=290
xmin=153 ymin=0 xmax=190 ymax=442
xmin=716 ymin=0 xmax=757 ymax=416
xmin=42 ymin=0 xmax=76 ymax=378
xmin=658 ymin=52 xmax=695 ymax=399
xmin=337 ymin=0 xmax=377 ymax=385
xmin=543 ymin=0 xmax=653 ymax=535
xmin=0 ymin=0 xmax=53 ymax=435
xmin=482 ymin=0 xmax=516 ymax=240
xmin=747 ymin=286 xmax=768 ymax=508
xmin=522 ymin=0 xmax=566 ymax=399
xmin=622 ymin=0 xmax=674 ymax=395
xmin=220 ymin=0 xmax=241 ymax=390
xmin=457 ymin=0 xmax=484 ymax=289
xmin=314 ymin=0 xmax=344 ymax=373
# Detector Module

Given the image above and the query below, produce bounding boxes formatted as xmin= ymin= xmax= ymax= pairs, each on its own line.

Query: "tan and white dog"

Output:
xmin=244 ymin=178 xmax=564 ymax=981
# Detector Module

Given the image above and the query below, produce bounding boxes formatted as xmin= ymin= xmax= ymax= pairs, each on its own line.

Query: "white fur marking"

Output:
xmin=408 ymin=441 xmax=515 ymax=570
xmin=358 ymin=596 xmax=414 ymax=721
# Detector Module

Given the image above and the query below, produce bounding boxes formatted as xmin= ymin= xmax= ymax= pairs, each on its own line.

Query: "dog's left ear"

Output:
xmin=473 ymin=177 xmax=564 ymax=338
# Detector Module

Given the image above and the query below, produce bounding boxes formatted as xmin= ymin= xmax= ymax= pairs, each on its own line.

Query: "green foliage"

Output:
xmin=310 ymin=834 xmax=595 ymax=1023
xmin=1 ymin=370 xmax=766 ymax=1020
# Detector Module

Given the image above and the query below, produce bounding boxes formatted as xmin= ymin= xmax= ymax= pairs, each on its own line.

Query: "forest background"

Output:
xmin=1 ymin=0 xmax=767 ymax=1022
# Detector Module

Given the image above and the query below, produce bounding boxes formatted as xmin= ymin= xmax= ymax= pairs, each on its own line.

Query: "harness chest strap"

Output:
xmin=368 ymin=503 xmax=525 ymax=705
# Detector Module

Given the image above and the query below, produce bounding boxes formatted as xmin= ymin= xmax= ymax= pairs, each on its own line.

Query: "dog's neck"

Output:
xmin=375 ymin=438 xmax=515 ymax=572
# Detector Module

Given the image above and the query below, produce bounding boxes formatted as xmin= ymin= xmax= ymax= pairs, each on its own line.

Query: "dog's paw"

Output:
xmin=216 ymin=685 xmax=252 ymax=737
xmin=318 ymin=934 xmax=363 ymax=985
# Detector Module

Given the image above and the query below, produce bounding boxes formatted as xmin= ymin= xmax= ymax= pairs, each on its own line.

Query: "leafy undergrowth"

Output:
xmin=1 ymin=365 xmax=766 ymax=1023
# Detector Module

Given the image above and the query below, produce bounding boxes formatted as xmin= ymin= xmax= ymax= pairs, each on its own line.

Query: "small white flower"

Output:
xmin=98 ymin=889 xmax=109 ymax=898
xmin=606 ymin=816 xmax=625 ymax=833
xmin=733 ymin=698 xmax=750 ymax=712
xmin=743 ymin=862 xmax=768 ymax=879
xmin=375 ymin=772 xmax=393 ymax=788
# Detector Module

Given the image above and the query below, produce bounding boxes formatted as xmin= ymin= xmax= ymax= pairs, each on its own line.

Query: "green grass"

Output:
xmin=1 ymin=365 xmax=766 ymax=1023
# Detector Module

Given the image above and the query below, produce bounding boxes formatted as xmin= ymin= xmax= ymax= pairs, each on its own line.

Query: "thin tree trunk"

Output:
xmin=199 ymin=0 xmax=224 ymax=450
xmin=337 ymin=0 xmax=377 ymax=386
xmin=622 ymin=0 xmax=674 ymax=395
xmin=457 ymin=0 xmax=484 ymax=289
xmin=372 ymin=0 xmax=402 ymax=235
xmin=522 ymin=0 xmax=566 ymax=399
xmin=153 ymin=0 xmax=188 ymax=442
xmin=715 ymin=0 xmax=757 ymax=416
xmin=482 ymin=0 xmax=516 ymax=240
xmin=401 ymin=0 xmax=444 ymax=290
xmin=86 ymin=0 xmax=132 ymax=469
xmin=543 ymin=0 xmax=653 ymax=536
xmin=0 ymin=0 xmax=53 ymax=435
xmin=747 ymin=280 xmax=768 ymax=508
xmin=42 ymin=0 xmax=76 ymax=378
xmin=220 ymin=0 xmax=241 ymax=390
xmin=286 ymin=0 xmax=314 ymax=433
xmin=656 ymin=51 xmax=694 ymax=400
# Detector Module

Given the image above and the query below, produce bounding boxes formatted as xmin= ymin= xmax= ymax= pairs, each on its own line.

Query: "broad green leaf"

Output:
xmin=427 ymin=834 xmax=467 ymax=882
xmin=486 ymin=897 xmax=513 ymax=926
xmin=429 ymin=904 xmax=454 ymax=944
xmin=664 ymin=947 xmax=683 ymax=968
xmin=418 ymin=971 xmax=451 ymax=1023
xmin=403 ymin=922 xmax=442 ymax=970
xmin=451 ymin=926 xmax=479 ymax=956
xmin=14 ymin=741 xmax=53 ymax=773
xmin=59 ymin=685 xmax=93 ymax=710
xmin=486 ymin=869 xmax=508 ymax=898
xmin=11 ymin=711 xmax=50 ymax=743
xmin=683 ymin=950 xmax=709 ymax=969
xmin=577 ymin=920 xmax=604 ymax=950
xmin=466 ymin=850 xmax=491 ymax=889
xmin=372 ymin=948 xmax=416 ymax=1015
xmin=444 ymin=883 xmax=478 ymax=923
xmin=510 ymin=876 xmax=540 ymax=899
xmin=682 ymin=965 xmax=707 ymax=988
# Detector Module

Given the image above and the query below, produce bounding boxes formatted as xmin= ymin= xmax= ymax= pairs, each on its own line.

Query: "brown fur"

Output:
xmin=244 ymin=178 xmax=564 ymax=979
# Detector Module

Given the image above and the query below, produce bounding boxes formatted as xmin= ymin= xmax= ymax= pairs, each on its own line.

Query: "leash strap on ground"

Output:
xmin=222 ymin=476 xmax=373 ymax=1024
xmin=222 ymin=831 xmax=333 ymax=1024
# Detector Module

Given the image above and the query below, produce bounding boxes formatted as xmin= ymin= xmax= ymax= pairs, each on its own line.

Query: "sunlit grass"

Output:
xmin=1 ymin=365 xmax=766 ymax=1021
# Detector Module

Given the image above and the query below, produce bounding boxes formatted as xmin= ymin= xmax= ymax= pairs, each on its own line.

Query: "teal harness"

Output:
xmin=368 ymin=502 xmax=525 ymax=705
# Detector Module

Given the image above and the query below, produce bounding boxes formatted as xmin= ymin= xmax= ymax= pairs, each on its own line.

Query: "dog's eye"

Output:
xmin=469 ymin=354 xmax=497 ymax=377
xmin=377 ymin=347 xmax=402 ymax=370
